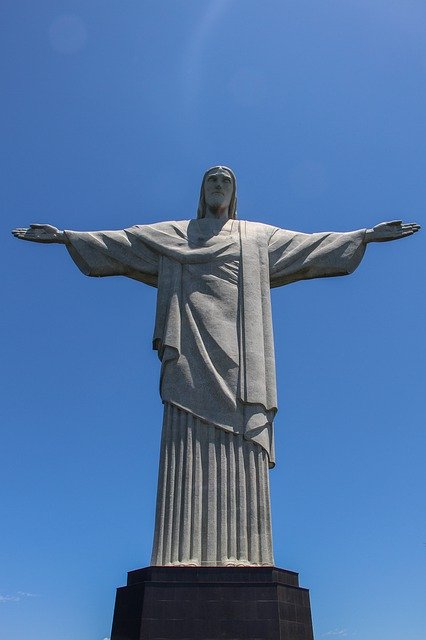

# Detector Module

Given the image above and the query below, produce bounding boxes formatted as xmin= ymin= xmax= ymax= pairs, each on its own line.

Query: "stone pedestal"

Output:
xmin=110 ymin=566 xmax=314 ymax=640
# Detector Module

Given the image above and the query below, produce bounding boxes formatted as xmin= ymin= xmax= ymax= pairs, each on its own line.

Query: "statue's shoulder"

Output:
xmin=241 ymin=219 xmax=280 ymax=240
xmin=154 ymin=219 xmax=190 ymax=228
xmin=243 ymin=219 xmax=277 ymax=230
xmin=129 ymin=220 xmax=191 ymax=234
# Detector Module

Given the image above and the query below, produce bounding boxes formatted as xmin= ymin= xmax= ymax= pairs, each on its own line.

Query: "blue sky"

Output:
xmin=1 ymin=1 xmax=425 ymax=639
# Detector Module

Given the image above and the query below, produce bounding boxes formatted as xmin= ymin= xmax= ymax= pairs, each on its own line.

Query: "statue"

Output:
xmin=12 ymin=166 xmax=420 ymax=569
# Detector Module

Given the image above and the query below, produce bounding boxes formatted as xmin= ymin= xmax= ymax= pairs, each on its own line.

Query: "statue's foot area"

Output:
xmin=163 ymin=560 xmax=200 ymax=567
xmin=161 ymin=558 xmax=274 ymax=567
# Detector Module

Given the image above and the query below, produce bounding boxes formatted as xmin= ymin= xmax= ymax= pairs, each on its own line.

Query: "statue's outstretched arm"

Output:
xmin=364 ymin=220 xmax=420 ymax=243
xmin=13 ymin=223 xmax=160 ymax=284
xmin=12 ymin=224 xmax=69 ymax=244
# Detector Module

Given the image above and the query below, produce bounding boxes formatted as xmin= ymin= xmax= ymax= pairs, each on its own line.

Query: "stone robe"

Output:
xmin=64 ymin=218 xmax=366 ymax=565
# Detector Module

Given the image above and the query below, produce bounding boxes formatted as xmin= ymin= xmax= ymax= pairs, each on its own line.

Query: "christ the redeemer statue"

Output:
xmin=12 ymin=166 xmax=419 ymax=568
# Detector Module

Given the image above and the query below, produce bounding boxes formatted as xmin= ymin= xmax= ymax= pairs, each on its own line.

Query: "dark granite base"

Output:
xmin=110 ymin=566 xmax=314 ymax=640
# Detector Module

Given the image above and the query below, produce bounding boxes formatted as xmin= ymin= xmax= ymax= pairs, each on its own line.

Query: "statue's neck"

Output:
xmin=204 ymin=205 xmax=230 ymax=221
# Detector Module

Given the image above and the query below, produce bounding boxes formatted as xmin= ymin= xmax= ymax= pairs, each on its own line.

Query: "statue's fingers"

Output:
xmin=404 ymin=228 xmax=420 ymax=235
xmin=20 ymin=232 xmax=36 ymax=239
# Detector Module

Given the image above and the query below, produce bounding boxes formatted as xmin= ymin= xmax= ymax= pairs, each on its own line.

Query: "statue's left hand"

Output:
xmin=365 ymin=220 xmax=420 ymax=243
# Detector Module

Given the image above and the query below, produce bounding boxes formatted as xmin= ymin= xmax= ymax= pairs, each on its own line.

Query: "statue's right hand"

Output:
xmin=11 ymin=224 xmax=66 ymax=244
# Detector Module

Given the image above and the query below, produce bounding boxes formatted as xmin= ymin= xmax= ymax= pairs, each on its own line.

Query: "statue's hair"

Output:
xmin=197 ymin=166 xmax=237 ymax=219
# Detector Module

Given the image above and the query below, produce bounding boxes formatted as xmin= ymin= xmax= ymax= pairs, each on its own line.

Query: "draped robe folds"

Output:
xmin=64 ymin=218 xmax=367 ymax=565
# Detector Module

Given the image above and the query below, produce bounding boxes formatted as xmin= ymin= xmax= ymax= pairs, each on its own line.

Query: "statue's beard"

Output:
xmin=206 ymin=194 xmax=228 ymax=210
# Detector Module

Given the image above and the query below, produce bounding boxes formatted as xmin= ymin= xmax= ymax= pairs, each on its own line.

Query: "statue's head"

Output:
xmin=197 ymin=166 xmax=237 ymax=219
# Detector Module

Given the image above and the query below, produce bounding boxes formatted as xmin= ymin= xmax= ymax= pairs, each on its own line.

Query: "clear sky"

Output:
xmin=1 ymin=1 xmax=425 ymax=639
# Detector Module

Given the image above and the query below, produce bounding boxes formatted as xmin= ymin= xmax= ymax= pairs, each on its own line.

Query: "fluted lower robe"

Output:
xmin=151 ymin=404 xmax=273 ymax=566
xmin=64 ymin=218 xmax=367 ymax=567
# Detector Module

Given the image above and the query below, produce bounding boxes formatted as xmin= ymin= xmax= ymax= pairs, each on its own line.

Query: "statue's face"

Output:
xmin=203 ymin=168 xmax=233 ymax=213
